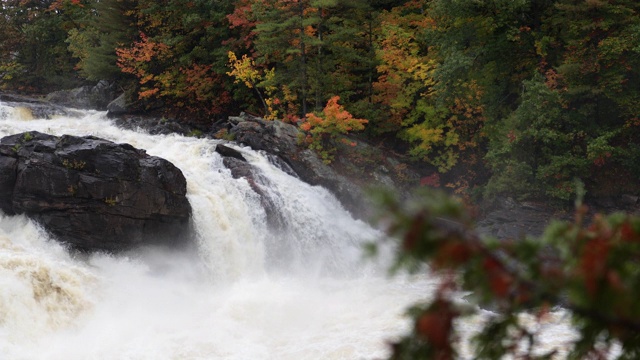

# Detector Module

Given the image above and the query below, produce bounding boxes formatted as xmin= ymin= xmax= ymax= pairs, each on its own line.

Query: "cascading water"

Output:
xmin=0 ymin=103 xmax=440 ymax=359
xmin=0 ymin=103 xmax=580 ymax=359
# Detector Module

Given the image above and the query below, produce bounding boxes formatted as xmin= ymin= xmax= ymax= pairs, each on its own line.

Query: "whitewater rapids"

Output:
xmin=0 ymin=105 xmax=435 ymax=359
xmin=0 ymin=105 xmax=578 ymax=359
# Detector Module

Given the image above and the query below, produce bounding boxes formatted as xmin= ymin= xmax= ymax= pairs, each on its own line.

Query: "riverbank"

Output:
xmin=2 ymin=91 xmax=638 ymax=242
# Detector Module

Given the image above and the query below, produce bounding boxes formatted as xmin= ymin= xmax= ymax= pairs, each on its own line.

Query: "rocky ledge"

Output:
xmin=0 ymin=131 xmax=192 ymax=252
xmin=114 ymin=111 xmax=413 ymax=222
xmin=225 ymin=113 xmax=415 ymax=221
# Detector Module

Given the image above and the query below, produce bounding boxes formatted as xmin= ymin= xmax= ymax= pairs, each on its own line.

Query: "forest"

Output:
xmin=1 ymin=0 xmax=639 ymax=202
xmin=3 ymin=1 xmax=640 ymax=359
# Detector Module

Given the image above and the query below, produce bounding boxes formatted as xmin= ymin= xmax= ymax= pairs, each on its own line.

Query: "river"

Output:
xmin=0 ymin=103 xmax=578 ymax=359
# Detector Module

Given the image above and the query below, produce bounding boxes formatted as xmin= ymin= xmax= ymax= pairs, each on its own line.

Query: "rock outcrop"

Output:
xmin=106 ymin=93 xmax=132 ymax=116
xmin=475 ymin=197 xmax=566 ymax=240
xmin=214 ymin=144 xmax=285 ymax=229
xmin=0 ymin=131 xmax=192 ymax=252
xmin=226 ymin=113 xmax=404 ymax=220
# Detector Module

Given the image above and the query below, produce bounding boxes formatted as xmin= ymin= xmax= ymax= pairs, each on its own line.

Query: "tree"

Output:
xmin=373 ymin=187 xmax=640 ymax=359
xmin=372 ymin=0 xmax=497 ymax=172
xmin=250 ymin=0 xmax=377 ymax=119
xmin=0 ymin=0 xmax=82 ymax=92
xmin=299 ymin=95 xmax=368 ymax=163
xmin=483 ymin=0 xmax=640 ymax=201
xmin=115 ymin=0 xmax=238 ymax=119
xmin=66 ymin=0 xmax=139 ymax=81
xmin=226 ymin=50 xmax=278 ymax=119
xmin=485 ymin=75 xmax=590 ymax=200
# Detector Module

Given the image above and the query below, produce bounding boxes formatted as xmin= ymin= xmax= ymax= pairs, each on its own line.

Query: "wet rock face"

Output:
xmin=0 ymin=131 xmax=192 ymax=252
xmin=227 ymin=113 xmax=371 ymax=219
xmin=215 ymin=144 xmax=285 ymax=231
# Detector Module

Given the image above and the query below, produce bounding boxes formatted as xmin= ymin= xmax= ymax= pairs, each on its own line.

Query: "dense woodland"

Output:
xmin=4 ymin=1 xmax=640 ymax=358
xmin=1 ymin=0 xmax=640 ymax=202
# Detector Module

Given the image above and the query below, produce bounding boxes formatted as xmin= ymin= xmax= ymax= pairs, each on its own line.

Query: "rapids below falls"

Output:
xmin=0 ymin=102 xmax=579 ymax=359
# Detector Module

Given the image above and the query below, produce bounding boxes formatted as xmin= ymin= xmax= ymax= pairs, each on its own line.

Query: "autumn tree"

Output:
xmin=249 ymin=0 xmax=378 ymax=120
xmin=115 ymin=0 xmax=238 ymax=119
xmin=0 ymin=0 xmax=82 ymax=92
xmin=300 ymin=95 xmax=368 ymax=163
xmin=371 ymin=0 xmax=500 ymax=172
xmin=375 ymin=187 xmax=640 ymax=359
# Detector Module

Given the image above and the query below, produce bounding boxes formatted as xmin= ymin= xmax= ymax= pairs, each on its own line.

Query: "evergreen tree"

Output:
xmin=0 ymin=0 xmax=81 ymax=91
xmin=251 ymin=0 xmax=376 ymax=118
xmin=116 ymin=0 xmax=238 ymax=119
xmin=66 ymin=0 xmax=139 ymax=81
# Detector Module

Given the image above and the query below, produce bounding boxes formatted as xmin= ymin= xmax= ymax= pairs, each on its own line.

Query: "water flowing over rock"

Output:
xmin=215 ymin=144 xmax=285 ymax=230
xmin=107 ymin=111 xmax=412 ymax=221
xmin=0 ymin=131 xmax=191 ymax=252
xmin=228 ymin=113 xmax=382 ymax=219
xmin=0 ymin=93 xmax=80 ymax=119
xmin=45 ymin=81 xmax=119 ymax=110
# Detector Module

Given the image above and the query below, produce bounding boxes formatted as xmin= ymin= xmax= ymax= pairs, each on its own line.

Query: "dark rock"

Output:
xmin=622 ymin=194 xmax=639 ymax=206
xmin=106 ymin=93 xmax=132 ymax=116
xmin=222 ymin=156 xmax=285 ymax=230
xmin=229 ymin=113 xmax=300 ymax=156
xmin=222 ymin=157 xmax=253 ymax=179
xmin=113 ymin=115 xmax=197 ymax=136
xmin=45 ymin=81 xmax=118 ymax=110
xmin=107 ymin=92 xmax=162 ymax=118
xmin=476 ymin=197 xmax=567 ymax=240
xmin=215 ymin=144 xmax=246 ymax=162
xmin=0 ymin=131 xmax=192 ymax=252
xmin=227 ymin=113 xmax=382 ymax=220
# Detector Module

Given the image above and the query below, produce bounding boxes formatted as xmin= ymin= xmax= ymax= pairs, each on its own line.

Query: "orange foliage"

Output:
xmin=117 ymin=31 xmax=230 ymax=116
xmin=300 ymin=96 xmax=368 ymax=162
xmin=226 ymin=0 xmax=261 ymax=49
xmin=301 ymin=96 xmax=367 ymax=134
xmin=116 ymin=32 xmax=170 ymax=79
xmin=447 ymin=81 xmax=485 ymax=151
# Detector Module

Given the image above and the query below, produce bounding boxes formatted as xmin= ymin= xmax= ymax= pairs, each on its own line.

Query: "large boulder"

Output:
xmin=0 ymin=131 xmax=192 ymax=252
xmin=106 ymin=93 xmax=131 ymax=116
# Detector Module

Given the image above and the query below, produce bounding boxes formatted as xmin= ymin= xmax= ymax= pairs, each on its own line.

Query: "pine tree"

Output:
xmin=251 ymin=0 xmax=376 ymax=118
xmin=67 ymin=0 xmax=138 ymax=81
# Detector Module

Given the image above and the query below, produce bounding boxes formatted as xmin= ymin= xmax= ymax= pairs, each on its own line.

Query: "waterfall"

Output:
xmin=0 ymin=103 xmax=579 ymax=359
xmin=0 ymin=104 xmax=437 ymax=359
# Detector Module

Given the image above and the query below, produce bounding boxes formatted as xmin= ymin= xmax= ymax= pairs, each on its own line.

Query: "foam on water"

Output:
xmin=0 ymin=103 xmax=582 ymax=359
xmin=0 ymin=106 xmax=434 ymax=359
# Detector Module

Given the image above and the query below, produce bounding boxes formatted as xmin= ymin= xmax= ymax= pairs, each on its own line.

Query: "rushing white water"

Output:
xmin=0 ymin=103 xmax=582 ymax=359
xmin=0 ymin=104 xmax=441 ymax=360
